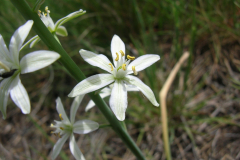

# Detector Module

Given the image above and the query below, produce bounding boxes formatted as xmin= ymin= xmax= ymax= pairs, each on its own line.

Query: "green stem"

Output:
xmin=10 ymin=0 xmax=145 ymax=159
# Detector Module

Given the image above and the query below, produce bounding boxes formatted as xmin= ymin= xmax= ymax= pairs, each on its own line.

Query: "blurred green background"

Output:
xmin=0 ymin=0 xmax=240 ymax=159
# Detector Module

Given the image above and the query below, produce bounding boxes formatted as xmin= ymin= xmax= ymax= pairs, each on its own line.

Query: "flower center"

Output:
xmin=111 ymin=50 xmax=139 ymax=78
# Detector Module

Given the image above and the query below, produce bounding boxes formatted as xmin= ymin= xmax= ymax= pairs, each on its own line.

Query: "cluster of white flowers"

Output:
xmin=1 ymin=6 xmax=160 ymax=160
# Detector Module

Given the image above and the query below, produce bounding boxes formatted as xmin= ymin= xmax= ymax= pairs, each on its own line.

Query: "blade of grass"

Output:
xmin=159 ymin=52 xmax=190 ymax=160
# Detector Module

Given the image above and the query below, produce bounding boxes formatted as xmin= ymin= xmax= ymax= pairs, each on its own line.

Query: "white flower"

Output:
xmin=0 ymin=20 xmax=60 ymax=119
xmin=51 ymin=95 xmax=99 ymax=160
xmin=24 ymin=6 xmax=86 ymax=48
xmin=85 ymin=84 xmax=139 ymax=112
xmin=68 ymin=35 xmax=160 ymax=121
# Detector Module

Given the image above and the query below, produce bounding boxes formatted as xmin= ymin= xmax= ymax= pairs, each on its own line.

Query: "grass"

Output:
xmin=0 ymin=0 xmax=240 ymax=159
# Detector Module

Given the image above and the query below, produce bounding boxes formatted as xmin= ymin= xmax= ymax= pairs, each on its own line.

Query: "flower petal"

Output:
xmin=20 ymin=50 xmax=60 ymax=74
xmin=54 ymin=9 xmax=86 ymax=30
xmin=10 ymin=74 xmax=31 ymax=114
xmin=80 ymin=49 xmax=113 ymax=73
xmin=20 ymin=35 xmax=39 ymax=50
xmin=30 ymin=36 xmax=41 ymax=48
xmin=70 ymin=95 xmax=84 ymax=124
xmin=127 ymin=54 xmax=160 ymax=74
xmin=73 ymin=120 xmax=99 ymax=134
xmin=69 ymin=134 xmax=86 ymax=160
xmin=0 ymin=77 xmax=14 ymax=119
xmin=51 ymin=133 xmax=70 ymax=160
xmin=56 ymin=97 xmax=70 ymax=123
xmin=56 ymin=26 xmax=68 ymax=37
xmin=9 ymin=20 xmax=33 ymax=65
xmin=109 ymin=80 xmax=127 ymax=121
xmin=126 ymin=84 xmax=139 ymax=92
xmin=68 ymin=74 xmax=114 ymax=97
xmin=0 ymin=35 xmax=12 ymax=63
xmin=125 ymin=75 xmax=159 ymax=106
xmin=111 ymin=35 xmax=125 ymax=67
xmin=85 ymin=92 xmax=110 ymax=112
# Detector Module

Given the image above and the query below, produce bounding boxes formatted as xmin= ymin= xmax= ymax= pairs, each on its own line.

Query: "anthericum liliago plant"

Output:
xmin=68 ymin=35 xmax=160 ymax=121
xmin=0 ymin=20 xmax=60 ymax=119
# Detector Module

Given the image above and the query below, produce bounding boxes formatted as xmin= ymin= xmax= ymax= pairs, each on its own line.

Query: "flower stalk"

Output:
xmin=10 ymin=0 xmax=145 ymax=159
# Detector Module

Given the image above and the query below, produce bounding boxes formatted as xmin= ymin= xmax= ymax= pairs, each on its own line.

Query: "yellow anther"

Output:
xmin=44 ymin=13 xmax=47 ymax=16
xmin=60 ymin=127 xmax=64 ymax=130
xmin=58 ymin=133 xmax=62 ymax=138
xmin=127 ymin=55 xmax=135 ymax=60
xmin=115 ymin=52 xmax=119 ymax=61
xmin=122 ymin=64 xmax=126 ymax=71
xmin=109 ymin=63 xmax=113 ymax=71
xmin=50 ymin=123 xmax=54 ymax=127
xmin=119 ymin=50 xmax=125 ymax=57
xmin=59 ymin=114 xmax=63 ymax=120
xmin=132 ymin=66 xmax=138 ymax=75
xmin=45 ymin=6 xmax=50 ymax=13
xmin=50 ymin=131 xmax=54 ymax=134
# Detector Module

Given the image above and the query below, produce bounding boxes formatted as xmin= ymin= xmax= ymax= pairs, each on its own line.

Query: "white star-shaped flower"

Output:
xmin=68 ymin=35 xmax=160 ymax=121
xmin=85 ymin=84 xmax=139 ymax=112
xmin=51 ymin=95 xmax=99 ymax=160
xmin=0 ymin=20 xmax=60 ymax=119
xmin=25 ymin=6 xmax=86 ymax=48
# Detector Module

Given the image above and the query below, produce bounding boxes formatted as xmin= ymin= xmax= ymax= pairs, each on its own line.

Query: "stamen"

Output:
xmin=132 ymin=66 xmax=138 ymax=75
xmin=60 ymin=127 xmax=64 ymax=130
xmin=119 ymin=50 xmax=125 ymax=57
xmin=45 ymin=6 xmax=50 ymax=13
xmin=58 ymin=132 xmax=62 ymax=138
xmin=59 ymin=114 xmax=63 ymax=120
xmin=109 ymin=63 xmax=113 ymax=71
xmin=122 ymin=64 xmax=126 ymax=71
xmin=115 ymin=52 xmax=119 ymax=61
xmin=0 ymin=61 xmax=10 ymax=72
xmin=50 ymin=131 xmax=54 ymax=134
xmin=127 ymin=55 xmax=135 ymax=60
xmin=50 ymin=123 xmax=54 ymax=127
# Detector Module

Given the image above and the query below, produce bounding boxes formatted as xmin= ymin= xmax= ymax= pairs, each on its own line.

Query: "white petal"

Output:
xmin=54 ymin=9 xmax=86 ymax=30
xmin=70 ymin=95 xmax=84 ymax=124
xmin=73 ymin=120 xmax=99 ymax=134
xmin=80 ymin=49 xmax=113 ymax=73
xmin=20 ymin=50 xmax=60 ymax=74
xmin=127 ymin=54 xmax=160 ymax=74
xmin=69 ymin=134 xmax=86 ymax=160
xmin=51 ymin=133 xmax=69 ymax=160
xmin=56 ymin=26 xmax=68 ymax=37
xmin=125 ymin=75 xmax=159 ymax=106
xmin=0 ymin=77 xmax=14 ymax=119
xmin=68 ymin=74 xmax=114 ymax=97
xmin=111 ymin=35 xmax=125 ymax=67
xmin=56 ymin=97 xmax=70 ymax=123
xmin=30 ymin=36 xmax=41 ymax=48
xmin=109 ymin=80 xmax=127 ymax=121
xmin=85 ymin=92 xmax=110 ymax=111
xmin=126 ymin=84 xmax=139 ymax=92
xmin=0 ymin=35 xmax=12 ymax=62
xmin=10 ymin=74 xmax=31 ymax=114
xmin=20 ymin=35 xmax=39 ymax=50
xmin=9 ymin=20 xmax=33 ymax=65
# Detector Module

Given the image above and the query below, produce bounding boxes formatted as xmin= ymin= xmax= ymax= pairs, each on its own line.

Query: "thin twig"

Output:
xmin=159 ymin=51 xmax=190 ymax=160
